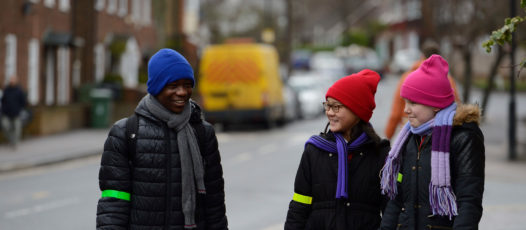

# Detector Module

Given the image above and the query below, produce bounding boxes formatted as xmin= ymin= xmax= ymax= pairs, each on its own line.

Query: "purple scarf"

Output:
xmin=305 ymin=132 xmax=369 ymax=199
xmin=381 ymin=102 xmax=458 ymax=219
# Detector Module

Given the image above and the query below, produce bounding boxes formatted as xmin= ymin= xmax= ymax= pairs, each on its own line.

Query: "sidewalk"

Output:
xmin=0 ymin=128 xmax=109 ymax=172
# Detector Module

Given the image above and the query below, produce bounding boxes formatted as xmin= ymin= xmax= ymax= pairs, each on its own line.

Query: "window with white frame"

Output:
xmin=119 ymin=37 xmax=140 ymax=88
xmin=107 ymin=0 xmax=117 ymax=15
xmin=45 ymin=49 xmax=55 ymax=105
xmin=28 ymin=39 xmax=40 ymax=105
xmin=95 ymin=0 xmax=105 ymax=11
xmin=118 ymin=0 xmax=128 ymax=17
xmin=408 ymin=31 xmax=419 ymax=50
xmin=58 ymin=0 xmax=70 ymax=12
xmin=57 ymin=47 xmax=70 ymax=105
xmin=94 ymin=44 xmax=105 ymax=83
xmin=394 ymin=34 xmax=403 ymax=51
xmin=142 ymin=0 xmax=151 ymax=25
xmin=4 ymin=34 xmax=17 ymax=86
xmin=131 ymin=0 xmax=141 ymax=24
xmin=406 ymin=0 xmax=421 ymax=21
xmin=44 ymin=0 xmax=55 ymax=8
xmin=72 ymin=59 xmax=81 ymax=87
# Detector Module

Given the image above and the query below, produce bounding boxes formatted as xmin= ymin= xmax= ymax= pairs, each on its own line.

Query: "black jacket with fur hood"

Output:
xmin=96 ymin=101 xmax=228 ymax=230
xmin=380 ymin=104 xmax=485 ymax=230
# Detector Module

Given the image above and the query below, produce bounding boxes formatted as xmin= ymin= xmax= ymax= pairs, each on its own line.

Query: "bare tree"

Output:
xmin=481 ymin=45 xmax=505 ymax=117
xmin=432 ymin=0 xmax=507 ymax=103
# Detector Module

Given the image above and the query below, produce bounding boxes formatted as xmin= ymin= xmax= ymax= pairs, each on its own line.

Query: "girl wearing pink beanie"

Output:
xmin=285 ymin=69 xmax=390 ymax=230
xmin=380 ymin=55 xmax=485 ymax=229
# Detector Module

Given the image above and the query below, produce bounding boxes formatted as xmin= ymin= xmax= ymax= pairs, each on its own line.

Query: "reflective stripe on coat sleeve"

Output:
xmin=101 ymin=190 xmax=131 ymax=201
xmin=292 ymin=193 xmax=312 ymax=205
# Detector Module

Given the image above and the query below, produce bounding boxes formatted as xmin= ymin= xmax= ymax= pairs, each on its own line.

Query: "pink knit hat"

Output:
xmin=400 ymin=54 xmax=454 ymax=109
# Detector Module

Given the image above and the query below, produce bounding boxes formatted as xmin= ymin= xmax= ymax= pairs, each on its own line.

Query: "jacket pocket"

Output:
xmin=425 ymin=214 xmax=453 ymax=229
xmin=304 ymin=209 xmax=335 ymax=230
xmin=396 ymin=207 xmax=409 ymax=230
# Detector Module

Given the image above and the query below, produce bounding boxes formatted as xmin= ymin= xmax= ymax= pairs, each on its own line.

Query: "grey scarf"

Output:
xmin=141 ymin=94 xmax=205 ymax=229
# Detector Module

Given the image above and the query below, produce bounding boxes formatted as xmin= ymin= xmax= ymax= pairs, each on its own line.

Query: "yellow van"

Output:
xmin=198 ymin=43 xmax=285 ymax=128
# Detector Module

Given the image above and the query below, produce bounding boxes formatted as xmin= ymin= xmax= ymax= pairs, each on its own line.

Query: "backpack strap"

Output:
xmin=191 ymin=121 xmax=206 ymax=152
xmin=190 ymin=121 xmax=208 ymax=169
xmin=125 ymin=113 xmax=139 ymax=162
xmin=125 ymin=113 xmax=206 ymax=164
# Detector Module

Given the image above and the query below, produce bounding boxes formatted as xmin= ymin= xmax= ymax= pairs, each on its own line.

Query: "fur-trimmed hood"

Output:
xmin=453 ymin=103 xmax=481 ymax=126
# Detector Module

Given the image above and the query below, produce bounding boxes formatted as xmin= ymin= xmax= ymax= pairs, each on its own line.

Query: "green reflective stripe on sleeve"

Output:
xmin=397 ymin=173 xmax=403 ymax=183
xmin=101 ymin=190 xmax=131 ymax=201
xmin=292 ymin=193 xmax=312 ymax=205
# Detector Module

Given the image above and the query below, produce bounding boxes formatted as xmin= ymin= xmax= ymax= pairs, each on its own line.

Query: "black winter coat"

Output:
xmin=380 ymin=104 xmax=485 ymax=230
xmin=285 ymin=130 xmax=390 ymax=230
xmin=1 ymin=85 xmax=26 ymax=118
xmin=96 ymin=101 xmax=228 ymax=230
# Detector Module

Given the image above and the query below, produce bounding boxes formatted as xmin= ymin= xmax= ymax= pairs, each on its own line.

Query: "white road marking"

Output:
xmin=32 ymin=191 xmax=50 ymax=200
xmin=4 ymin=197 xmax=80 ymax=219
xmin=216 ymin=133 xmax=231 ymax=143
xmin=261 ymin=223 xmax=284 ymax=230
xmin=258 ymin=144 xmax=278 ymax=155
xmin=287 ymin=132 xmax=315 ymax=148
xmin=484 ymin=203 xmax=526 ymax=212
xmin=231 ymin=152 xmax=252 ymax=164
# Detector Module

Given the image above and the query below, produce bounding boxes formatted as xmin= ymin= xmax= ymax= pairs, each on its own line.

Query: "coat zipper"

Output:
xmin=164 ymin=126 xmax=172 ymax=230
xmin=417 ymin=135 xmax=426 ymax=160
xmin=415 ymin=135 xmax=427 ymax=229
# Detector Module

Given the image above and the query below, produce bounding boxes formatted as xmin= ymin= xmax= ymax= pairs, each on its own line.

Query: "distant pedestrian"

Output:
xmin=380 ymin=55 xmax=484 ymax=229
xmin=384 ymin=40 xmax=460 ymax=140
xmin=1 ymin=75 xmax=27 ymax=149
xmin=96 ymin=48 xmax=228 ymax=229
xmin=285 ymin=69 xmax=390 ymax=230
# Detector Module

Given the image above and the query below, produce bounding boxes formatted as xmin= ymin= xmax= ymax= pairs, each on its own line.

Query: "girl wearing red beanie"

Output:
xmin=285 ymin=69 xmax=390 ymax=230
xmin=380 ymin=55 xmax=484 ymax=229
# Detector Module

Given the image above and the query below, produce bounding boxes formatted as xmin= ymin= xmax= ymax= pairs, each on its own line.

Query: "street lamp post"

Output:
xmin=262 ymin=0 xmax=275 ymax=44
xmin=509 ymin=0 xmax=517 ymax=161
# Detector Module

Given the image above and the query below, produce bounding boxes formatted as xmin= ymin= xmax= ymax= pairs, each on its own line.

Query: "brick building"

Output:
xmin=0 ymin=0 xmax=158 ymax=135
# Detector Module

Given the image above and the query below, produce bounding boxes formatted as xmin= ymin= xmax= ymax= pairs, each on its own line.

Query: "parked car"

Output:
xmin=309 ymin=51 xmax=346 ymax=79
xmin=389 ymin=48 xmax=421 ymax=74
xmin=342 ymin=45 xmax=385 ymax=77
xmin=282 ymin=83 xmax=301 ymax=122
xmin=287 ymin=71 xmax=333 ymax=119
xmin=291 ymin=49 xmax=312 ymax=70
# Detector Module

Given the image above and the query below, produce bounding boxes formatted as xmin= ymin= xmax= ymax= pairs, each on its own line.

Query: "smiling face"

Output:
xmin=155 ymin=79 xmax=193 ymax=113
xmin=403 ymin=99 xmax=439 ymax=128
xmin=325 ymin=97 xmax=360 ymax=141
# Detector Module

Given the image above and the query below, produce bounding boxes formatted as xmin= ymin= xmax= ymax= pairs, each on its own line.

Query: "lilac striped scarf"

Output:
xmin=305 ymin=132 xmax=369 ymax=199
xmin=380 ymin=102 xmax=458 ymax=219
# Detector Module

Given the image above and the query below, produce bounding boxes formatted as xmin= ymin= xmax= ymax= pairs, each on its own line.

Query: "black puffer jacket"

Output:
xmin=381 ymin=104 xmax=485 ymax=230
xmin=1 ymin=85 xmax=26 ymax=118
xmin=96 ymin=101 xmax=228 ymax=230
xmin=285 ymin=127 xmax=390 ymax=230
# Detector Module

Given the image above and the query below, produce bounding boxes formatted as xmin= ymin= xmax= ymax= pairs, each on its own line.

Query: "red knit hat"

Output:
xmin=400 ymin=54 xmax=454 ymax=109
xmin=325 ymin=69 xmax=381 ymax=122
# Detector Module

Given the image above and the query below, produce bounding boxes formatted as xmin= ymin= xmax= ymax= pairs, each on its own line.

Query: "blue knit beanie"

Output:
xmin=147 ymin=48 xmax=194 ymax=96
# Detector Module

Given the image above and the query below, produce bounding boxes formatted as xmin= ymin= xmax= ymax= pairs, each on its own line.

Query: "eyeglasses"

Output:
xmin=323 ymin=102 xmax=344 ymax=113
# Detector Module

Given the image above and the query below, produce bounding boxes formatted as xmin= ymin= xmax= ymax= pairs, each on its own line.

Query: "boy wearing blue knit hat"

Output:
xmin=97 ymin=48 xmax=228 ymax=229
